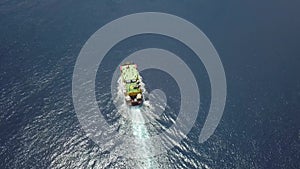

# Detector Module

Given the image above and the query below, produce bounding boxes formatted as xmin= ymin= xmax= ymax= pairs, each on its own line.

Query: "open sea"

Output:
xmin=0 ymin=0 xmax=299 ymax=168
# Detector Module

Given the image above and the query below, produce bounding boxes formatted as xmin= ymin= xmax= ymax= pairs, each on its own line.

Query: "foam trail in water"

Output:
xmin=116 ymin=77 xmax=158 ymax=169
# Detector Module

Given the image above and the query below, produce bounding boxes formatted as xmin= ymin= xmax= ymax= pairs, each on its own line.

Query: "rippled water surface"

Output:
xmin=1 ymin=0 xmax=299 ymax=168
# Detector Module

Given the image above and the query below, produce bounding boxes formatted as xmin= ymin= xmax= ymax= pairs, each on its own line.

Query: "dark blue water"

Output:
xmin=1 ymin=0 xmax=299 ymax=168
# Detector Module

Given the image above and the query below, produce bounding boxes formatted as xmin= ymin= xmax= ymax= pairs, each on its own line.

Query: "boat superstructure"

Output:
xmin=120 ymin=62 xmax=143 ymax=106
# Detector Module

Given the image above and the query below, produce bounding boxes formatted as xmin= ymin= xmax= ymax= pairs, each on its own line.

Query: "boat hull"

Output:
xmin=120 ymin=62 xmax=144 ymax=107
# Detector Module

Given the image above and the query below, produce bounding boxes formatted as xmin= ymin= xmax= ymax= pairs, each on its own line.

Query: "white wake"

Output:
xmin=115 ymin=77 xmax=160 ymax=169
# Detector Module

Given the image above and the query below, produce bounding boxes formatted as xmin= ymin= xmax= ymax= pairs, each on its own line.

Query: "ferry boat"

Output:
xmin=120 ymin=62 xmax=143 ymax=106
